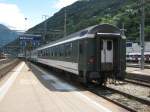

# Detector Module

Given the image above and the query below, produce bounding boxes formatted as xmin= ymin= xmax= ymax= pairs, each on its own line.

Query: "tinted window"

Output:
xmin=79 ymin=43 xmax=83 ymax=54
xmin=126 ymin=42 xmax=132 ymax=47
xmin=65 ymin=43 xmax=72 ymax=56
xmin=101 ymin=40 xmax=103 ymax=50
xmin=80 ymin=30 xmax=88 ymax=37
xmin=107 ymin=40 xmax=112 ymax=50
xmin=61 ymin=45 xmax=64 ymax=56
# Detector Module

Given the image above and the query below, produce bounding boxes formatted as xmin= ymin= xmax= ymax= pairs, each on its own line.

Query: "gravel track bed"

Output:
xmin=94 ymin=88 xmax=150 ymax=112
xmin=107 ymin=81 xmax=150 ymax=101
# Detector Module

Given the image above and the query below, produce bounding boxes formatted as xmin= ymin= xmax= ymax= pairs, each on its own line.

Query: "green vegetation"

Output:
xmin=27 ymin=0 xmax=150 ymax=42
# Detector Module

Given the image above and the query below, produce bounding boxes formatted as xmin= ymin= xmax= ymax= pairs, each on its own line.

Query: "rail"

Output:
xmin=0 ymin=59 xmax=21 ymax=79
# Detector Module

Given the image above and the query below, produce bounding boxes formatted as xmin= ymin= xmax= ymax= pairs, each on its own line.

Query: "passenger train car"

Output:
xmin=126 ymin=52 xmax=150 ymax=63
xmin=29 ymin=24 xmax=126 ymax=85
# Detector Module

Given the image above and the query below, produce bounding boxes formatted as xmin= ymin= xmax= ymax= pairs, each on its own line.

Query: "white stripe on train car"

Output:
xmin=37 ymin=58 xmax=79 ymax=75
xmin=97 ymin=33 xmax=120 ymax=36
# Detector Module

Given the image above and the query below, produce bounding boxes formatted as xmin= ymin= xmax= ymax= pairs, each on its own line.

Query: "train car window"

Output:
xmin=43 ymin=50 xmax=45 ymax=56
xmin=79 ymin=43 xmax=83 ymax=54
xmin=56 ymin=47 xmax=58 ymax=56
xmin=80 ymin=30 xmax=88 ymax=37
xmin=54 ymin=47 xmax=57 ymax=56
xmin=41 ymin=50 xmax=43 ymax=56
xmin=49 ymin=49 xmax=50 ymax=56
xmin=59 ymin=47 xmax=61 ymax=56
xmin=44 ymin=50 xmax=46 ymax=56
xmin=107 ymin=40 xmax=112 ymax=50
xmin=61 ymin=45 xmax=64 ymax=56
xmin=65 ymin=43 xmax=72 ymax=56
xmin=44 ymin=50 xmax=45 ymax=56
xmin=68 ymin=43 xmax=72 ymax=56
xmin=46 ymin=49 xmax=48 ymax=56
xmin=40 ymin=51 xmax=42 ymax=56
xmin=46 ymin=50 xmax=47 ymax=56
xmin=50 ymin=48 xmax=52 ymax=56
xmin=65 ymin=44 xmax=68 ymax=56
xmin=38 ymin=51 xmax=39 ymax=56
xmin=70 ymin=43 xmax=72 ymax=56
xmin=54 ymin=47 xmax=56 ymax=56
xmin=42 ymin=50 xmax=44 ymax=56
xmin=58 ymin=46 xmax=61 ymax=57
xmin=101 ymin=40 xmax=103 ymax=50
xmin=45 ymin=50 xmax=47 ymax=56
xmin=52 ymin=49 xmax=54 ymax=56
xmin=53 ymin=49 xmax=55 ymax=56
xmin=126 ymin=42 xmax=132 ymax=47
xmin=53 ymin=48 xmax=54 ymax=57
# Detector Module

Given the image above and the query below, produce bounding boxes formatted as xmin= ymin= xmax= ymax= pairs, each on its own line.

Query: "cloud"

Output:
xmin=55 ymin=0 xmax=78 ymax=9
xmin=0 ymin=3 xmax=26 ymax=30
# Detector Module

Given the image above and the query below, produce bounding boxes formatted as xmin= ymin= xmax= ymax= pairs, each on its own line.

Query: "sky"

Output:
xmin=0 ymin=0 xmax=78 ymax=31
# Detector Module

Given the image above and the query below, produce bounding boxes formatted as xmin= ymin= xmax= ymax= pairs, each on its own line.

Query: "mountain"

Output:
xmin=27 ymin=0 xmax=150 ymax=42
xmin=0 ymin=24 xmax=18 ymax=48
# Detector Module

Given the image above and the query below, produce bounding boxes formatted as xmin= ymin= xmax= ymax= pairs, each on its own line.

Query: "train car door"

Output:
xmin=101 ymin=39 xmax=113 ymax=71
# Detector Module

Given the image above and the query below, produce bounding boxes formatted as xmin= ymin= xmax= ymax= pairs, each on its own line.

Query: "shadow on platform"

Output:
xmin=25 ymin=62 xmax=84 ymax=92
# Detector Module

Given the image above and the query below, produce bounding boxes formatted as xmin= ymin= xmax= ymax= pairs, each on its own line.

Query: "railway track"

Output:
xmin=87 ymin=86 xmax=137 ymax=112
xmin=102 ymin=79 xmax=150 ymax=112
xmin=105 ymin=86 xmax=150 ymax=105
xmin=0 ymin=59 xmax=20 ymax=79
xmin=75 ymin=78 xmax=150 ymax=112
xmin=126 ymin=73 xmax=150 ymax=84
xmin=124 ymin=79 xmax=150 ymax=88
xmin=87 ymin=84 xmax=150 ymax=112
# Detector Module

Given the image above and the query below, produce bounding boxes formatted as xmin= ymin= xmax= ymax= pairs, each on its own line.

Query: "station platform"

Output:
xmin=126 ymin=67 xmax=150 ymax=83
xmin=0 ymin=61 xmax=128 ymax=112
xmin=126 ymin=67 xmax=150 ymax=76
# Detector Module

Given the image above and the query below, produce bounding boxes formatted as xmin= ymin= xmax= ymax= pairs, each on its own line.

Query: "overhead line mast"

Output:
xmin=42 ymin=15 xmax=49 ymax=43
xmin=140 ymin=0 xmax=145 ymax=70
xmin=64 ymin=8 xmax=67 ymax=37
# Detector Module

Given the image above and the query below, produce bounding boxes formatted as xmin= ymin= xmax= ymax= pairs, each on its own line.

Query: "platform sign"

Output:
xmin=19 ymin=34 xmax=42 ymax=49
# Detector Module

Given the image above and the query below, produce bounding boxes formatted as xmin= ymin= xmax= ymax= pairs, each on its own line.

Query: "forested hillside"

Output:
xmin=0 ymin=24 xmax=18 ymax=47
xmin=27 ymin=0 xmax=150 ymax=42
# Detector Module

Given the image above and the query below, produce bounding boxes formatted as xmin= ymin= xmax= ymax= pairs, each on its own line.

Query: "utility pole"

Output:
xmin=24 ymin=18 xmax=27 ymax=31
xmin=121 ymin=23 xmax=126 ymax=36
xmin=140 ymin=0 xmax=145 ymax=70
xmin=64 ymin=8 xmax=67 ymax=37
xmin=42 ymin=15 xmax=49 ymax=43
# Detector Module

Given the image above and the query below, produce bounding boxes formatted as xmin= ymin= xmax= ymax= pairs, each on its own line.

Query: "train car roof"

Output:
xmin=36 ymin=24 xmax=122 ymax=51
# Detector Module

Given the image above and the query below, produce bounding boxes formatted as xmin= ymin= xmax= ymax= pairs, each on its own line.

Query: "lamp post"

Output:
xmin=42 ymin=15 xmax=49 ymax=43
xmin=140 ymin=0 xmax=145 ymax=70
xmin=24 ymin=17 xmax=27 ymax=31
xmin=64 ymin=8 xmax=67 ymax=37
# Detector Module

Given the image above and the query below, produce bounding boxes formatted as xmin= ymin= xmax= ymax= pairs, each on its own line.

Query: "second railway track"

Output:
xmin=87 ymin=84 xmax=150 ymax=112
xmin=0 ymin=59 xmax=20 ymax=80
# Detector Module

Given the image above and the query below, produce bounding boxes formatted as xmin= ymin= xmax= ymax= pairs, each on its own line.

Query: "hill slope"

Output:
xmin=0 ymin=24 xmax=18 ymax=47
xmin=27 ymin=0 xmax=150 ymax=42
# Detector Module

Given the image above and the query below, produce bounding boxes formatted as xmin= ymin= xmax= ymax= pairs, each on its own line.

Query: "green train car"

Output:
xmin=30 ymin=24 xmax=126 ymax=85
